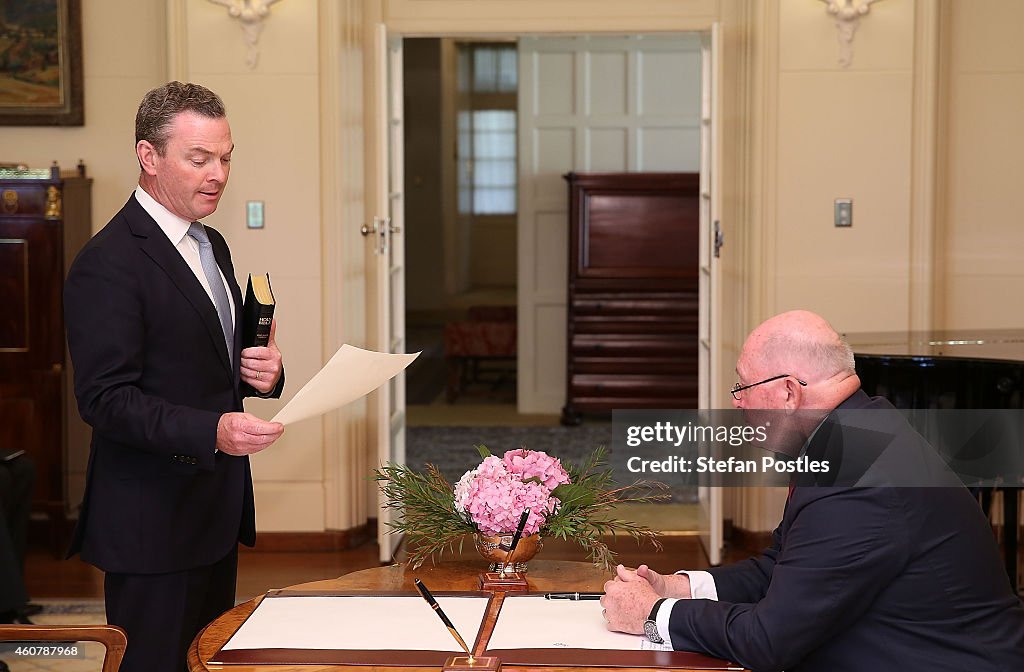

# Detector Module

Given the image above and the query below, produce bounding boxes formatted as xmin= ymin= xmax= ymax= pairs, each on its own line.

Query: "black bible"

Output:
xmin=242 ymin=273 xmax=275 ymax=347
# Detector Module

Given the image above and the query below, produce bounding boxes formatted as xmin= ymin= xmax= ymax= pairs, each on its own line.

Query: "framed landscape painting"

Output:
xmin=0 ymin=0 xmax=83 ymax=125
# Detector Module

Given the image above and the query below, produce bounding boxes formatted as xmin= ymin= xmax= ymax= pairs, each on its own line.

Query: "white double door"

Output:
xmin=368 ymin=29 xmax=725 ymax=565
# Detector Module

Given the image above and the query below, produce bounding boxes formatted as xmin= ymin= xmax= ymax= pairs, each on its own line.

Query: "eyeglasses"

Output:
xmin=730 ymin=374 xmax=807 ymax=401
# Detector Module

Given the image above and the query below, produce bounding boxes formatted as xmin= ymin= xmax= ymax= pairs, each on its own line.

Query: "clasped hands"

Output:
xmin=218 ymin=318 xmax=285 ymax=456
xmin=600 ymin=564 xmax=692 ymax=635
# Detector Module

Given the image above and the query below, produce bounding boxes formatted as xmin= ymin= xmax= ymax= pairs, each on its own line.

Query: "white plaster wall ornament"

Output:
xmin=207 ymin=0 xmax=283 ymax=69
xmin=818 ymin=0 xmax=884 ymax=68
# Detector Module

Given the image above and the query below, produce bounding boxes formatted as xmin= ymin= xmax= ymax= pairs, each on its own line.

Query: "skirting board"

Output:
xmin=243 ymin=521 xmax=376 ymax=552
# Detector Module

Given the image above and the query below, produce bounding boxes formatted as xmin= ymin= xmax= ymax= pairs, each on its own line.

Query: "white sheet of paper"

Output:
xmin=270 ymin=344 xmax=419 ymax=425
xmin=486 ymin=596 xmax=671 ymax=651
xmin=222 ymin=595 xmax=489 ymax=651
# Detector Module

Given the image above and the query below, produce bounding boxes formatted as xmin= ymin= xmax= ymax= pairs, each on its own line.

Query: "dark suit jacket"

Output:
xmin=666 ymin=390 xmax=1024 ymax=672
xmin=64 ymin=194 xmax=282 ymax=575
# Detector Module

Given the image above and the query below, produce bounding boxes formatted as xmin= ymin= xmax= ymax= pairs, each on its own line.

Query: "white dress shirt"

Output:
xmin=134 ymin=185 xmax=236 ymax=325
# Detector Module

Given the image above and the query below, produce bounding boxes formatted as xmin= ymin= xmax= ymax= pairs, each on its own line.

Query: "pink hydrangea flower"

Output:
xmin=502 ymin=449 xmax=570 ymax=490
xmin=452 ymin=450 xmax=572 ymax=536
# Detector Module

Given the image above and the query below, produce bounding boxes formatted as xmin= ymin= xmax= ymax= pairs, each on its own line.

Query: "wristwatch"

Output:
xmin=643 ymin=598 xmax=667 ymax=644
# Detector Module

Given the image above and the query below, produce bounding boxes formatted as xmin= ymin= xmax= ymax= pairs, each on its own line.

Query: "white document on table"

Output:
xmin=486 ymin=596 xmax=673 ymax=651
xmin=222 ymin=595 xmax=489 ymax=651
xmin=270 ymin=344 xmax=419 ymax=425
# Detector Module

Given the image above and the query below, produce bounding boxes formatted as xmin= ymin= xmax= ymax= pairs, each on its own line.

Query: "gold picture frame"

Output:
xmin=0 ymin=0 xmax=83 ymax=126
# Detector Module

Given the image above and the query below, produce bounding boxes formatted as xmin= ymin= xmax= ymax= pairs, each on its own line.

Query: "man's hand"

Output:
xmin=602 ymin=568 xmax=660 ymax=635
xmin=637 ymin=564 xmax=693 ymax=598
xmin=217 ymin=412 xmax=284 ymax=455
xmin=616 ymin=564 xmax=692 ymax=599
xmin=241 ymin=318 xmax=283 ymax=394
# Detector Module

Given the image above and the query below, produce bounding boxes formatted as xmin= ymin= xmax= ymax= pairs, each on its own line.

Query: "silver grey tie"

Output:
xmin=187 ymin=221 xmax=234 ymax=365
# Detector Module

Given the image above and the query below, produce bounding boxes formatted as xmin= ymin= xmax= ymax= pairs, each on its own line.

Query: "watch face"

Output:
xmin=643 ymin=619 xmax=663 ymax=643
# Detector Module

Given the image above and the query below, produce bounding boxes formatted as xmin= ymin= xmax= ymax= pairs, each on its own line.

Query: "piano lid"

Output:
xmin=844 ymin=329 xmax=1024 ymax=363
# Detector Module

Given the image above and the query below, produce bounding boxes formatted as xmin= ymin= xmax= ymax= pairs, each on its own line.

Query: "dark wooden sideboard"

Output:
xmin=0 ymin=165 xmax=92 ymax=546
xmin=561 ymin=172 xmax=699 ymax=425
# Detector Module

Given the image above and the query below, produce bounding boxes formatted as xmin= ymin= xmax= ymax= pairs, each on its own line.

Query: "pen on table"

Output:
xmin=500 ymin=507 xmax=531 ymax=577
xmin=544 ymin=592 xmax=604 ymax=600
xmin=414 ymin=578 xmax=475 ymax=664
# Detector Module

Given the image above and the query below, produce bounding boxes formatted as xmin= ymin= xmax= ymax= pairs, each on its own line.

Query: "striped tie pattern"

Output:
xmin=187 ymin=221 xmax=234 ymax=365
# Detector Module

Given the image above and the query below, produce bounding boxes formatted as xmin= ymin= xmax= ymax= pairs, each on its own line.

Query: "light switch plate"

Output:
xmin=246 ymin=200 xmax=265 ymax=229
xmin=835 ymin=199 xmax=852 ymax=227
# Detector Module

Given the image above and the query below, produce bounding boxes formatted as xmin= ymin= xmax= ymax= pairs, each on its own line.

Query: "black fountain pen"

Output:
xmin=499 ymin=507 xmax=531 ymax=578
xmin=414 ymin=578 xmax=475 ymax=665
xmin=544 ymin=592 xmax=604 ymax=600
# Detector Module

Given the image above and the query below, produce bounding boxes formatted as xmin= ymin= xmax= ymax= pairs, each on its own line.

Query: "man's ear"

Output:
xmin=783 ymin=377 xmax=803 ymax=412
xmin=137 ymin=140 xmax=159 ymax=176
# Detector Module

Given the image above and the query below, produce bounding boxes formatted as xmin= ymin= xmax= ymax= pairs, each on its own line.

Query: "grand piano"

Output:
xmin=847 ymin=329 xmax=1024 ymax=593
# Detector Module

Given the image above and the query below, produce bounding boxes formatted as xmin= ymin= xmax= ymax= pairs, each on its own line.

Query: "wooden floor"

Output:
xmin=25 ymin=534 xmax=753 ymax=601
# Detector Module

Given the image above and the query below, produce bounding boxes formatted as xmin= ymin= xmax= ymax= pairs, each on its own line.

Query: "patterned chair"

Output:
xmin=444 ymin=306 xmax=517 ymax=402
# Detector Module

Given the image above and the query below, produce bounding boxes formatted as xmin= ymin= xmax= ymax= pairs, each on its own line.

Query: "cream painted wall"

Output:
xmin=765 ymin=0 xmax=916 ymax=335
xmin=740 ymin=0 xmax=921 ymax=533
xmin=941 ymin=0 xmax=1024 ymax=329
xmin=182 ymin=0 xmax=325 ymax=532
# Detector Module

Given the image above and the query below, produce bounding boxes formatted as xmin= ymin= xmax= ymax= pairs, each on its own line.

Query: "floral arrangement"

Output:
xmin=375 ymin=445 xmax=669 ymax=569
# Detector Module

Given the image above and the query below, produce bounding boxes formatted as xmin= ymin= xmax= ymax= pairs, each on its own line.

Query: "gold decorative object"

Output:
xmin=2 ymin=190 xmax=18 ymax=214
xmin=474 ymin=533 xmax=543 ymax=574
xmin=45 ymin=185 xmax=62 ymax=219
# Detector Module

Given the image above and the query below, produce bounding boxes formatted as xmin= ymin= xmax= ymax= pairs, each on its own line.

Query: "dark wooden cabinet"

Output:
xmin=0 ymin=166 xmax=91 ymax=545
xmin=561 ymin=172 xmax=699 ymax=425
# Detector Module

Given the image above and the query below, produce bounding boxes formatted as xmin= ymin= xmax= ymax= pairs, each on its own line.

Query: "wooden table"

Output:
xmin=188 ymin=559 xmax=739 ymax=672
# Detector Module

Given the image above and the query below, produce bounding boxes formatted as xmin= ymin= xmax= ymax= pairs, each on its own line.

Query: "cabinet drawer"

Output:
xmin=572 ymin=293 xmax=697 ymax=317
xmin=571 ymin=333 xmax=695 ymax=357
xmin=571 ymin=395 xmax=699 ymax=411
xmin=571 ymin=359 xmax=697 ymax=376
xmin=572 ymin=316 xmax=698 ymax=335
xmin=570 ymin=373 xmax=697 ymax=396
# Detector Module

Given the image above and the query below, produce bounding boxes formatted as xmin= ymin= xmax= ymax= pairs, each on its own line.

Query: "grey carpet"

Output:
xmin=405 ymin=424 xmax=697 ymax=503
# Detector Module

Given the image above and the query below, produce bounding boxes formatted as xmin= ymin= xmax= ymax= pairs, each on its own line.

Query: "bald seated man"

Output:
xmin=602 ymin=310 xmax=1024 ymax=672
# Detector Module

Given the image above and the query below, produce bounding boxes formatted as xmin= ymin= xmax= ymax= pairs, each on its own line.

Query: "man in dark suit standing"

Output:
xmin=603 ymin=310 xmax=1024 ymax=671
xmin=64 ymin=82 xmax=285 ymax=672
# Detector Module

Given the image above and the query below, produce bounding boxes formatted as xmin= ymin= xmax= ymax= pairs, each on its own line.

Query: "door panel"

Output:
xmin=373 ymin=28 xmax=407 ymax=563
xmin=697 ymin=25 xmax=723 ymax=566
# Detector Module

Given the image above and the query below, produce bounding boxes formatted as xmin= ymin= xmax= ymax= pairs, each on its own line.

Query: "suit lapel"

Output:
xmin=210 ymin=230 xmax=243 ymax=376
xmin=124 ymin=196 xmax=233 ymax=375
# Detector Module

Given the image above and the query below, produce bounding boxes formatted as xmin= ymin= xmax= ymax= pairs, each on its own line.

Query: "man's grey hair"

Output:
xmin=762 ymin=331 xmax=857 ymax=381
xmin=135 ymin=81 xmax=226 ymax=155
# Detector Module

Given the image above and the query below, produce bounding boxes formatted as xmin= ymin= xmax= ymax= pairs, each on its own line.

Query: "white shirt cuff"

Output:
xmin=676 ymin=569 xmax=719 ymax=600
xmin=654 ymin=571 xmax=720 ymax=646
xmin=655 ymin=598 xmax=679 ymax=645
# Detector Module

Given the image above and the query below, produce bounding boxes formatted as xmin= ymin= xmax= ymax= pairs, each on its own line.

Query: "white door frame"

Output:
xmin=369 ymin=25 xmax=409 ymax=563
xmin=365 ymin=21 xmax=737 ymax=563
xmin=697 ymin=24 xmax=724 ymax=566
